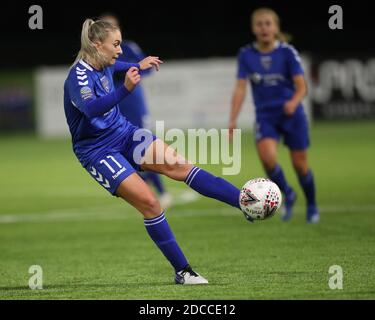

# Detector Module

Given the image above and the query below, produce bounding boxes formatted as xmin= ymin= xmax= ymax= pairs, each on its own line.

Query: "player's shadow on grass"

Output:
xmin=0 ymin=281 xmax=186 ymax=292
xmin=0 ymin=280 xmax=223 ymax=293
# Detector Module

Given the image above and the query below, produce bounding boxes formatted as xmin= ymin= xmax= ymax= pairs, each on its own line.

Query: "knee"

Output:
xmin=163 ymin=163 xmax=192 ymax=181
xmin=139 ymin=195 xmax=161 ymax=218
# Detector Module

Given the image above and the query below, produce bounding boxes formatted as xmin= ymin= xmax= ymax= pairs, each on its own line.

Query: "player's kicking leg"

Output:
xmin=141 ymin=139 xmax=245 ymax=213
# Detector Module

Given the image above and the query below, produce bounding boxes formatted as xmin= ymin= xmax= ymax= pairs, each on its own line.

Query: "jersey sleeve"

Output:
xmin=285 ymin=45 xmax=304 ymax=76
xmin=68 ymin=72 xmax=131 ymax=118
xmin=113 ymin=60 xmax=140 ymax=73
xmin=237 ymin=48 xmax=249 ymax=79
xmin=68 ymin=72 xmax=96 ymax=113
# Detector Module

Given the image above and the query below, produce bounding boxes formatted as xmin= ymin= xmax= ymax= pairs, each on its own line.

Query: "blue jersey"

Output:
xmin=237 ymin=41 xmax=304 ymax=113
xmin=113 ymin=41 xmax=152 ymax=128
xmin=63 ymin=59 xmax=139 ymax=166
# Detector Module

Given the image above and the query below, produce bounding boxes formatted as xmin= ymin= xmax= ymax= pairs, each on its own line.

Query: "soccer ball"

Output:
xmin=239 ymin=178 xmax=282 ymax=221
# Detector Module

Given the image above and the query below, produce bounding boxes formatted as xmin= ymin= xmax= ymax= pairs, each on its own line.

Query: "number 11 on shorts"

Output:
xmin=100 ymin=155 xmax=123 ymax=173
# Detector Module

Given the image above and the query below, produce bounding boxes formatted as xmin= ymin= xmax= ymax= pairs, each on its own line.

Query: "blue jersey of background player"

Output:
xmin=99 ymin=14 xmax=171 ymax=208
xmin=229 ymin=8 xmax=319 ymax=223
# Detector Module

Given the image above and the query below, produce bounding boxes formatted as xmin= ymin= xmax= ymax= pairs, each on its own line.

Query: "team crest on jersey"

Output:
xmin=260 ymin=56 xmax=272 ymax=70
xmin=100 ymin=76 xmax=110 ymax=92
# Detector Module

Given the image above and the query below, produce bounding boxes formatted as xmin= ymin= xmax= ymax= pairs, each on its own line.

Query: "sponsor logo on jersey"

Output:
xmin=263 ymin=73 xmax=285 ymax=86
xmin=250 ymin=73 xmax=285 ymax=86
xmin=80 ymin=86 xmax=93 ymax=100
xmin=250 ymin=73 xmax=262 ymax=84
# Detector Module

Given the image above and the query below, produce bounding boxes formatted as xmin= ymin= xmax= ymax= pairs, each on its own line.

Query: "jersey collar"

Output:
xmin=253 ymin=40 xmax=280 ymax=53
xmin=79 ymin=59 xmax=94 ymax=71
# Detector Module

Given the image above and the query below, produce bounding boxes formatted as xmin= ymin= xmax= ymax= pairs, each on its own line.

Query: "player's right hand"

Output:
xmin=124 ymin=67 xmax=141 ymax=92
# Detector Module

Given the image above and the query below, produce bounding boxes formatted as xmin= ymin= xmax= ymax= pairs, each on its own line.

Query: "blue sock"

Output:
xmin=144 ymin=172 xmax=165 ymax=195
xmin=144 ymin=212 xmax=188 ymax=272
xmin=298 ymin=170 xmax=316 ymax=207
xmin=185 ymin=166 xmax=240 ymax=209
xmin=267 ymin=164 xmax=292 ymax=195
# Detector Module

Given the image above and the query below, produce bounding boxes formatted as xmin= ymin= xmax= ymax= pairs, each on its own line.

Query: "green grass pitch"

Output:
xmin=0 ymin=121 xmax=374 ymax=299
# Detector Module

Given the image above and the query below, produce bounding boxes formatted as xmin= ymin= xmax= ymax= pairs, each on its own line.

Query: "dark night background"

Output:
xmin=0 ymin=0 xmax=373 ymax=68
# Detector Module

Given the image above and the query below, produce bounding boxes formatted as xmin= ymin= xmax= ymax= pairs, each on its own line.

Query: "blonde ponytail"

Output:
xmin=72 ymin=18 xmax=119 ymax=68
xmin=277 ymin=31 xmax=292 ymax=43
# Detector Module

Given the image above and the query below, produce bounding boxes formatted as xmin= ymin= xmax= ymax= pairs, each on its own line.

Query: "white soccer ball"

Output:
xmin=239 ymin=178 xmax=282 ymax=221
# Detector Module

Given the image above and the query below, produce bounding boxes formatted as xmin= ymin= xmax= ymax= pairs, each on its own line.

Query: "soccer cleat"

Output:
xmin=159 ymin=192 xmax=173 ymax=210
xmin=281 ymin=189 xmax=296 ymax=221
xmin=307 ymin=205 xmax=320 ymax=224
xmin=175 ymin=265 xmax=208 ymax=285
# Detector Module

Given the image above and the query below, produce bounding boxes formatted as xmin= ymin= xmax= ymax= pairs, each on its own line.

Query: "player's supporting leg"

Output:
xmin=141 ymin=139 xmax=241 ymax=210
xmin=142 ymin=172 xmax=173 ymax=209
xmin=257 ymin=138 xmax=296 ymax=221
xmin=115 ymin=172 xmax=208 ymax=284
xmin=290 ymin=150 xmax=319 ymax=223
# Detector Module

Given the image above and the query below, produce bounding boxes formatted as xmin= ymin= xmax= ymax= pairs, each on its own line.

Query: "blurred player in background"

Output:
xmin=229 ymin=8 xmax=319 ymax=223
xmin=99 ymin=13 xmax=173 ymax=209
xmin=64 ymin=18 xmax=254 ymax=285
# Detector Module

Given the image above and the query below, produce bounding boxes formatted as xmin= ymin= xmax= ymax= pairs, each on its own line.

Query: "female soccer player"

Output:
xmin=229 ymin=8 xmax=319 ymax=223
xmin=99 ymin=14 xmax=173 ymax=209
xmin=64 ymin=19 xmax=249 ymax=285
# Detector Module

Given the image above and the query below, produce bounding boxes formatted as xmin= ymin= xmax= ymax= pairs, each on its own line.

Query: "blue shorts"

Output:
xmin=83 ymin=125 xmax=157 ymax=196
xmin=254 ymin=107 xmax=310 ymax=150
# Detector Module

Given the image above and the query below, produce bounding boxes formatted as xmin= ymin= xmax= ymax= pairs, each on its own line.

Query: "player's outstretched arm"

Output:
xmin=138 ymin=56 xmax=164 ymax=71
xmin=113 ymin=61 xmax=141 ymax=73
xmin=71 ymin=67 xmax=140 ymax=118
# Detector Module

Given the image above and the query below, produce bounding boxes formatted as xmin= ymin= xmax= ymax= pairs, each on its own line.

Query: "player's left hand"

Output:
xmin=139 ymin=56 xmax=164 ymax=71
xmin=283 ymin=100 xmax=298 ymax=116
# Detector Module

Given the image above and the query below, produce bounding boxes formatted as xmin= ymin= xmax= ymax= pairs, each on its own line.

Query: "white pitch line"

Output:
xmin=0 ymin=189 xmax=200 ymax=224
xmin=1 ymin=184 xmax=375 ymax=224
xmin=0 ymin=204 xmax=375 ymax=224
